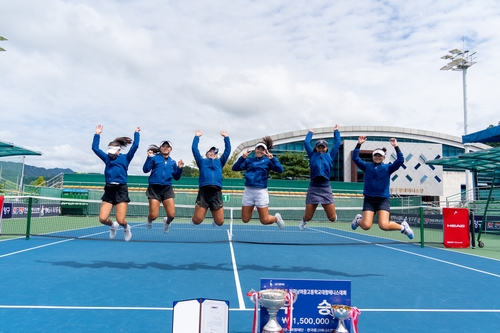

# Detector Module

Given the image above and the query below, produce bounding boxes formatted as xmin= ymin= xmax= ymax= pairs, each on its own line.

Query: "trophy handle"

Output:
xmin=246 ymin=289 xmax=258 ymax=304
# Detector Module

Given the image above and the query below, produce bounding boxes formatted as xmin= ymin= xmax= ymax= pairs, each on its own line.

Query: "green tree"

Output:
xmin=270 ymin=151 xmax=310 ymax=180
xmin=181 ymin=165 xmax=200 ymax=177
xmin=30 ymin=176 xmax=46 ymax=186
xmin=223 ymin=152 xmax=244 ymax=179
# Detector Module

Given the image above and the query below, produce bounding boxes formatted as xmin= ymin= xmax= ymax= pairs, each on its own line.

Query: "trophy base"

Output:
xmin=263 ymin=329 xmax=284 ymax=333
xmin=333 ymin=325 xmax=349 ymax=333
xmin=263 ymin=319 xmax=284 ymax=333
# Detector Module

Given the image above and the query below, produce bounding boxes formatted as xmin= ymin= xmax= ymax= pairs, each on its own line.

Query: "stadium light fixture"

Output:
xmin=440 ymin=46 xmax=477 ymax=201
xmin=0 ymin=35 xmax=7 ymax=51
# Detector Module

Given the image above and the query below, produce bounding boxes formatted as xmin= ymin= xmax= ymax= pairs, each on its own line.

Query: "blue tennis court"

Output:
xmin=1 ymin=225 xmax=499 ymax=333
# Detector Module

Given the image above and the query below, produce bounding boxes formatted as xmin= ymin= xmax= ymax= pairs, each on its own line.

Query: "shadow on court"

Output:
xmin=35 ymin=259 xmax=383 ymax=278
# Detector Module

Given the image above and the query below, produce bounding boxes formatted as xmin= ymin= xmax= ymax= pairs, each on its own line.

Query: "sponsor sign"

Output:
xmin=4 ymin=203 xmax=60 ymax=219
xmin=443 ymin=208 xmax=470 ymax=248
xmin=260 ymin=278 xmax=351 ymax=332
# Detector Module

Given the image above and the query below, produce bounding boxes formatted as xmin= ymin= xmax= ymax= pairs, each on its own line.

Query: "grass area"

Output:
xmin=429 ymin=233 xmax=500 ymax=260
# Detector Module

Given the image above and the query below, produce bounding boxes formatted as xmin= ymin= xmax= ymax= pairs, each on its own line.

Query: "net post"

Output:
xmin=229 ymin=208 xmax=233 ymax=241
xmin=419 ymin=206 xmax=424 ymax=248
xmin=26 ymin=196 xmax=33 ymax=240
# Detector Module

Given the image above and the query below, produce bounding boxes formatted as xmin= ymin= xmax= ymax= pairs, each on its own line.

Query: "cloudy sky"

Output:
xmin=1 ymin=0 xmax=499 ymax=175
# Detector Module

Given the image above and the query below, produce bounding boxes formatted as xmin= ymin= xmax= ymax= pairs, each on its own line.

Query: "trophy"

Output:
xmin=330 ymin=305 xmax=360 ymax=333
xmin=247 ymin=289 xmax=297 ymax=333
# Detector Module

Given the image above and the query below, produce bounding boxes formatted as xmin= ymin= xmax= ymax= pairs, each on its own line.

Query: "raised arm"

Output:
xmin=304 ymin=129 xmax=314 ymax=158
xmin=232 ymin=150 xmax=249 ymax=171
xmin=219 ymin=131 xmax=231 ymax=166
xmin=126 ymin=127 xmax=141 ymax=163
xmin=388 ymin=138 xmax=404 ymax=172
xmin=191 ymin=130 xmax=203 ymax=167
xmin=351 ymin=135 xmax=367 ymax=171
xmin=91 ymin=125 xmax=108 ymax=162
xmin=173 ymin=159 xmax=184 ymax=180
xmin=329 ymin=124 xmax=341 ymax=160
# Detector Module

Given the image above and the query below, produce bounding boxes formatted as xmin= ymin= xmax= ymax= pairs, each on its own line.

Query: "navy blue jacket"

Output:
xmin=143 ymin=154 xmax=182 ymax=185
xmin=352 ymin=145 xmax=404 ymax=198
xmin=92 ymin=131 xmax=140 ymax=184
xmin=192 ymin=136 xmax=231 ymax=188
xmin=232 ymin=155 xmax=284 ymax=188
xmin=304 ymin=130 xmax=341 ymax=183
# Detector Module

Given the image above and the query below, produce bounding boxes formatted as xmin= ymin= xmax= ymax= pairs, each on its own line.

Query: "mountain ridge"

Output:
xmin=0 ymin=161 xmax=74 ymax=184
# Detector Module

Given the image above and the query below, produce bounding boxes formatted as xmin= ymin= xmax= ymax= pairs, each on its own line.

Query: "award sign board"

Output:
xmin=260 ymin=278 xmax=351 ymax=332
xmin=172 ymin=298 xmax=229 ymax=333
xmin=443 ymin=207 xmax=470 ymax=248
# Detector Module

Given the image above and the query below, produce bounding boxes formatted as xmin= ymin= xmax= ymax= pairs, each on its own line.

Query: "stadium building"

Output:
xmin=233 ymin=125 xmax=490 ymax=202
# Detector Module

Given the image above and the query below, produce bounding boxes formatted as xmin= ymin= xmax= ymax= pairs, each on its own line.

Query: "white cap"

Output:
xmin=106 ymin=146 xmax=120 ymax=154
xmin=160 ymin=140 xmax=173 ymax=149
xmin=206 ymin=146 xmax=219 ymax=154
xmin=255 ymin=142 xmax=267 ymax=150
xmin=372 ymin=149 xmax=385 ymax=156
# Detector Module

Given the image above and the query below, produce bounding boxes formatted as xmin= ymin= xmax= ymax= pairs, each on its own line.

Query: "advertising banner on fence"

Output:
xmin=4 ymin=203 xmax=60 ymax=219
xmin=473 ymin=215 xmax=500 ymax=232
xmin=391 ymin=212 xmax=444 ymax=230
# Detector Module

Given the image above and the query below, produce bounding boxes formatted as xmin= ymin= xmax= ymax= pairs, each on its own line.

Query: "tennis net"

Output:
xmin=0 ymin=196 xmax=444 ymax=246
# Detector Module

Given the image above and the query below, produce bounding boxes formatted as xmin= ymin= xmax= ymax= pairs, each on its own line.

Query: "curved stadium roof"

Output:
xmin=233 ymin=125 xmax=490 ymax=155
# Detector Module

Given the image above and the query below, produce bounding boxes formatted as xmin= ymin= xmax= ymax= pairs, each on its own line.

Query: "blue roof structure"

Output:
xmin=462 ymin=125 xmax=500 ymax=144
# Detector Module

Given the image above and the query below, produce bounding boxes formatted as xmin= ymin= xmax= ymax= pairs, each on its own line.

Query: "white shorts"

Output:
xmin=242 ymin=187 xmax=269 ymax=208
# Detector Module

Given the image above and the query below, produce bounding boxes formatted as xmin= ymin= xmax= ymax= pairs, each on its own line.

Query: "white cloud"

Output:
xmin=1 ymin=0 xmax=500 ymax=175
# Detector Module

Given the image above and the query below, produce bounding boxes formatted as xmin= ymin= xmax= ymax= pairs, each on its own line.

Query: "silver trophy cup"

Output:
xmin=249 ymin=289 xmax=296 ymax=333
xmin=330 ymin=305 xmax=353 ymax=333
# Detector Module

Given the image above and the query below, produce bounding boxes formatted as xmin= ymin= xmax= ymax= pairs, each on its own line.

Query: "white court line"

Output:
xmin=0 ymin=238 xmax=74 ymax=258
xmin=0 ymin=305 xmax=498 ymax=313
xmin=228 ymin=230 xmax=246 ymax=310
xmin=377 ymin=244 xmax=500 ymax=278
xmin=307 ymin=227 xmax=500 ymax=278
xmin=307 ymin=227 xmax=371 ymax=244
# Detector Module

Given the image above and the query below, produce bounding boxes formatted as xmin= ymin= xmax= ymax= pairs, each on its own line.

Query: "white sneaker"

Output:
xmin=146 ymin=219 xmax=153 ymax=229
xmin=299 ymin=219 xmax=307 ymax=231
xmin=275 ymin=213 xmax=285 ymax=230
xmin=109 ymin=222 xmax=119 ymax=239
xmin=401 ymin=218 xmax=414 ymax=240
xmin=351 ymin=214 xmax=361 ymax=230
xmin=124 ymin=225 xmax=132 ymax=241
xmin=163 ymin=217 xmax=170 ymax=234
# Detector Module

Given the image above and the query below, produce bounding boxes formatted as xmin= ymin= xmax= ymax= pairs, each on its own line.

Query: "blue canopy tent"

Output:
xmin=462 ymin=124 xmax=500 ymax=144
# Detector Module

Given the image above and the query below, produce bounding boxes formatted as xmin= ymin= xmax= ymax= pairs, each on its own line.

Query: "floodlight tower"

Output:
xmin=440 ymin=47 xmax=476 ymax=201
xmin=0 ymin=35 xmax=7 ymax=51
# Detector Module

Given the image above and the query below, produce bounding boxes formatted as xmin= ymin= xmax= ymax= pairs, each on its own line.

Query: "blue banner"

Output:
xmin=260 ymin=278 xmax=351 ymax=333
xmin=4 ymin=203 xmax=60 ymax=219
xmin=2 ymin=202 xmax=12 ymax=219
